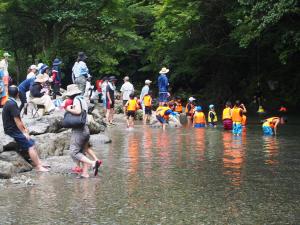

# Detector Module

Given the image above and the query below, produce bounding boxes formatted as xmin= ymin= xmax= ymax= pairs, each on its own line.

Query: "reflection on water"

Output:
xmin=0 ymin=123 xmax=299 ymax=224
xmin=263 ymin=136 xmax=280 ymax=166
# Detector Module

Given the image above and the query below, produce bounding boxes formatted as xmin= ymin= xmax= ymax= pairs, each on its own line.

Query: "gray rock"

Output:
xmin=0 ymin=151 xmax=33 ymax=173
xmin=0 ymin=160 xmax=14 ymax=179
xmin=34 ymin=131 xmax=71 ymax=158
xmin=90 ymin=134 xmax=112 ymax=145
xmin=1 ymin=135 xmax=18 ymax=151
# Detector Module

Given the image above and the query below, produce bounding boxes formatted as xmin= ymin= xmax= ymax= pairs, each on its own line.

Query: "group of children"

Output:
xmin=122 ymin=93 xmax=285 ymax=136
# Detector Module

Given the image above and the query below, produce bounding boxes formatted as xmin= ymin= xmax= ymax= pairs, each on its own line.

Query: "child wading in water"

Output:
xmin=262 ymin=117 xmax=282 ymax=136
xmin=193 ymin=106 xmax=206 ymax=128
xmin=222 ymin=101 xmax=232 ymax=130
xmin=232 ymin=100 xmax=247 ymax=136
xmin=208 ymin=104 xmax=218 ymax=127
xmin=125 ymin=93 xmax=139 ymax=128
xmin=143 ymin=91 xmax=152 ymax=124
xmin=156 ymin=103 xmax=173 ymax=130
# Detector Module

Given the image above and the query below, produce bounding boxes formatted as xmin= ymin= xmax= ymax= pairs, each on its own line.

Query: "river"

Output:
xmin=0 ymin=116 xmax=299 ymax=224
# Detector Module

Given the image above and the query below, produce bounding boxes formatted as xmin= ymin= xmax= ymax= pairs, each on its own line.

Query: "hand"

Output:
xmin=109 ymin=100 xmax=112 ymax=104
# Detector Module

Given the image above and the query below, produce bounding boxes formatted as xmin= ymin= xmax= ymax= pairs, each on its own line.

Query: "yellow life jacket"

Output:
xmin=156 ymin=106 xmax=170 ymax=117
xmin=194 ymin=112 xmax=206 ymax=124
xmin=232 ymin=107 xmax=242 ymax=123
xmin=263 ymin=117 xmax=279 ymax=128
xmin=208 ymin=110 xmax=218 ymax=123
xmin=143 ymin=95 xmax=152 ymax=107
xmin=127 ymin=99 xmax=138 ymax=111
xmin=222 ymin=107 xmax=232 ymax=120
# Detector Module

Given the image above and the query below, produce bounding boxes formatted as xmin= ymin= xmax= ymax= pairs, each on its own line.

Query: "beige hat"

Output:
xmin=35 ymin=74 xmax=49 ymax=83
xmin=123 ymin=76 xmax=130 ymax=81
xmin=65 ymin=84 xmax=82 ymax=96
xmin=159 ymin=67 xmax=169 ymax=74
xmin=3 ymin=52 xmax=11 ymax=57
xmin=145 ymin=80 xmax=152 ymax=84
xmin=30 ymin=65 xmax=37 ymax=70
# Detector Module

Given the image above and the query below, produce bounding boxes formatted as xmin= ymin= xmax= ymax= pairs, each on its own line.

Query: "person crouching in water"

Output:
xmin=222 ymin=101 xmax=232 ymax=130
xmin=143 ymin=91 xmax=152 ymax=125
xmin=65 ymin=84 xmax=102 ymax=178
xmin=208 ymin=104 xmax=218 ymax=127
xmin=262 ymin=117 xmax=282 ymax=136
xmin=125 ymin=93 xmax=139 ymax=128
xmin=232 ymin=100 xmax=247 ymax=136
xmin=193 ymin=106 xmax=206 ymax=128
xmin=156 ymin=103 xmax=173 ymax=130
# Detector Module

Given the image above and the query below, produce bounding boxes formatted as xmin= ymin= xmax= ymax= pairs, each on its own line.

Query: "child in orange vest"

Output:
xmin=143 ymin=91 xmax=152 ymax=124
xmin=174 ymin=96 xmax=183 ymax=113
xmin=125 ymin=93 xmax=139 ymax=128
xmin=232 ymin=100 xmax=247 ymax=136
xmin=193 ymin=106 xmax=206 ymax=128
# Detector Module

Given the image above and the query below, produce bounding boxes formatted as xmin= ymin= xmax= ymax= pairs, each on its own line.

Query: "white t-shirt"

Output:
xmin=0 ymin=59 xmax=9 ymax=76
xmin=26 ymin=72 xmax=36 ymax=79
xmin=73 ymin=96 xmax=88 ymax=112
xmin=120 ymin=82 xmax=134 ymax=101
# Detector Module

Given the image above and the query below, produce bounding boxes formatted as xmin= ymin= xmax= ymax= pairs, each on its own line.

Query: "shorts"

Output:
xmin=159 ymin=92 xmax=168 ymax=103
xmin=263 ymin=126 xmax=273 ymax=135
xmin=6 ymin=131 xmax=35 ymax=151
xmin=145 ymin=106 xmax=152 ymax=115
xmin=107 ymin=100 xmax=115 ymax=109
xmin=194 ymin=123 xmax=205 ymax=128
xmin=223 ymin=119 xmax=232 ymax=130
xmin=156 ymin=115 xmax=167 ymax=124
xmin=232 ymin=122 xmax=242 ymax=135
xmin=127 ymin=110 xmax=136 ymax=118
xmin=70 ymin=126 xmax=90 ymax=162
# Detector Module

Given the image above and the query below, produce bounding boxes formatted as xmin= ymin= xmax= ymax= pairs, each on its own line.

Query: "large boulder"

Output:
xmin=34 ymin=131 xmax=71 ymax=158
xmin=0 ymin=151 xmax=32 ymax=173
xmin=1 ymin=135 xmax=18 ymax=151
xmin=0 ymin=161 xmax=14 ymax=179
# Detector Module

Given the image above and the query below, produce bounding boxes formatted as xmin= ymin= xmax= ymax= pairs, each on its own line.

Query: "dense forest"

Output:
xmin=0 ymin=0 xmax=299 ymax=110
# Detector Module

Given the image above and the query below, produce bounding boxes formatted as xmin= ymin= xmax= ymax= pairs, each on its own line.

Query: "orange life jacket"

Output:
xmin=232 ymin=107 xmax=242 ymax=123
xmin=194 ymin=112 xmax=206 ymax=124
xmin=222 ymin=107 xmax=232 ymax=120
xmin=175 ymin=102 xmax=183 ymax=113
xmin=185 ymin=103 xmax=195 ymax=115
xmin=242 ymin=115 xmax=247 ymax=126
xmin=143 ymin=95 xmax=152 ymax=107
xmin=127 ymin=99 xmax=138 ymax=111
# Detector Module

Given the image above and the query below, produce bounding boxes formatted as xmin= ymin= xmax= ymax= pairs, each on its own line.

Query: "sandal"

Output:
xmin=93 ymin=160 xmax=102 ymax=176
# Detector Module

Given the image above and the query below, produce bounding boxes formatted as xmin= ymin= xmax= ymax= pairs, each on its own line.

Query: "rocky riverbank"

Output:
xmin=0 ymin=106 xmax=111 ymax=179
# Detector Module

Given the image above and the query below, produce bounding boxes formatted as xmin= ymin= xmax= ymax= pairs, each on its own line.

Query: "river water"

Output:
xmin=0 ymin=117 xmax=299 ymax=224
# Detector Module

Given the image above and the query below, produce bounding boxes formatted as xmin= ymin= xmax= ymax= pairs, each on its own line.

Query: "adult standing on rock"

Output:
xmin=140 ymin=79 xmax=152 ymax=117
xmin=64 ymin=84 xmax=102 ymax=178
xmin=2 ymin=86 xmax=49 ymax=172
xmin=106 ymin=76 xmax=117 ymax=126
xmin=0 ymin=52 xmax=11 ymax=106
xmin=120 ymin=76 xmax=134 ymax=115
xmin=51 ymin=58 xmax=62 ymax=99
xmin=158 ymin=67 xmax=169 ymax=105
xmin=72 ymin=52 xmax=89 ymax=95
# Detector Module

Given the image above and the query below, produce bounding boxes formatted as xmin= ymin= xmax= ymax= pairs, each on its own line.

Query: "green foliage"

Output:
xmin=0 ymin=0 xmax=299 ymax=107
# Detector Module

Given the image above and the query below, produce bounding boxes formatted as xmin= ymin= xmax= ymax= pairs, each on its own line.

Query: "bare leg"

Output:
xmin=85 ymin=147 xmax=98 ymax=161
xmin=28 ymin=147 xmax=49 ymax=172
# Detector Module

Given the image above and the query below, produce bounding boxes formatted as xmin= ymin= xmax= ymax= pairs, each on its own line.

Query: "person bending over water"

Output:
xmin=262 ymin=117 xmax=283 ymax=136
xmin=65 ymin=84 xmax=102 ymax=178
xmin=2 ymin=86 xmax=49 ymax=172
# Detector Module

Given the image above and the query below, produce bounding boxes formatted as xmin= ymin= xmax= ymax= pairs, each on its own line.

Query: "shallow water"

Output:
xmin=0 ymin=118 xmax=299 ymax=224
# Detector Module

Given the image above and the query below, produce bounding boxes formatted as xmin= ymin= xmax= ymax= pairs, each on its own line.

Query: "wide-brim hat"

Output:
xmin=40 ymin=64 xmax=49 ymax=74
xmin=65 ymin=84 xmax=82 ymax=96
xmin=159 ymin=67 xmax=169 ymax=74
xmin=123 ymin=76 xmax=129 ymax=81
xmin=35 ymin=74 xmax=49 ymax=83
xmin=53 ymin=58 xmax=62 ymax=66
xmin=3 ymin=52 xmax=11 ymax=57
xmin=109 ymin=76 xmax=117 ymax=81
xmin=145 ymin=79 xmax=152 ymax=84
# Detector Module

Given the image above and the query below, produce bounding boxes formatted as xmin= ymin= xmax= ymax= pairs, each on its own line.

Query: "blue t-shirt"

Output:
xmin=18 ymin=78 xmax=35 ymax=93
xmin=158 ymin=74 xmax=168 ymax=92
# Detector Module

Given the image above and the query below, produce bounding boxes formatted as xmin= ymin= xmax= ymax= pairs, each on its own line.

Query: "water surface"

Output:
xmin=0 ymin=119 xmax=299 ymax=224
